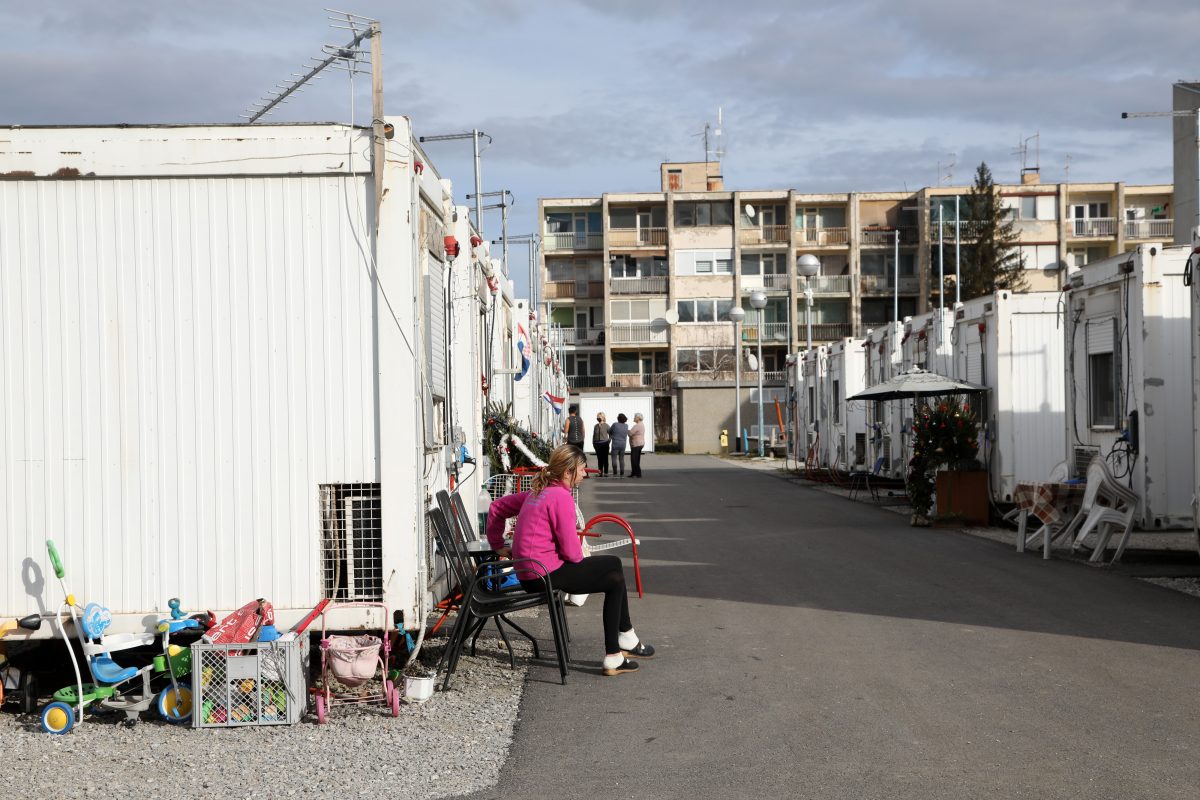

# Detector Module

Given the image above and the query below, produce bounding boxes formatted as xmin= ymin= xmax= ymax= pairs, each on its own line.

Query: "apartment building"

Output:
xmin=539 ymin=163 xmax=1172 ymax=442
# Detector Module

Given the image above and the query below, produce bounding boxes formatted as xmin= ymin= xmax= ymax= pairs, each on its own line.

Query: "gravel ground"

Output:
xmin=2 ymin=631 xmax=532 ymax=799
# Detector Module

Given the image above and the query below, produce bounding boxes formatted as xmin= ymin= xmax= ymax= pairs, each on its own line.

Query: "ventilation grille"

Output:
xmin=319 ymin=483 xmax=383 ymax=601
xmin=1073 ymin=446 xmax=1100 ymax=479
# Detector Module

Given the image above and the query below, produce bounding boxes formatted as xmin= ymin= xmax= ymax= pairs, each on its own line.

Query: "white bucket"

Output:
xmin=403 ymin=674 xmax=435 ymax=703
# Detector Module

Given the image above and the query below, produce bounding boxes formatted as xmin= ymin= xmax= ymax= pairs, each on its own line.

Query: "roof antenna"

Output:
xmin=241 ymin=9 xmax=378 ymax=123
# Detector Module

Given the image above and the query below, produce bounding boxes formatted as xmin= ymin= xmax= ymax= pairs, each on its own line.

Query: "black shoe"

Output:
xmin=603 ymin=657 xmax=640 ymax=676
xmin=622 ymin=641 xmax=655 ymax=659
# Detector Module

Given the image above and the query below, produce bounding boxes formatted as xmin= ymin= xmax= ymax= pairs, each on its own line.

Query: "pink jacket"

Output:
xmin=485 ymin=484 xmax=582 ymax=579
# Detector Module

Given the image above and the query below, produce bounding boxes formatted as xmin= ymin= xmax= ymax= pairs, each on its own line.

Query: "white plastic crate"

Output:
xmin=192 ymin=636 xmax=310 ymax=727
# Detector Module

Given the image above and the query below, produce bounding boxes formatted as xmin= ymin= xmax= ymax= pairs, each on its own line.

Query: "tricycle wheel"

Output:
xmin=40 ymin=701 xmax=75 ymax=735
xmin=315 ymin=694 xmax=326 ymax=724
xmin=387 ymin=680 xmax=400 ymax=717
xmin=157 ymin=683 xmax=193 ymax=723
xmin=18 ymin=672 xmax=39 ymax=715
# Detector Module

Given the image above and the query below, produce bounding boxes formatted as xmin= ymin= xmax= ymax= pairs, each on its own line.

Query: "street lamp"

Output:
xmin=749 ymin=291 xmax=768 ymax=457
xmin=796 ymin=254 xmax=820 ymax=352
xmin=728 ymin=305 xmax=746 ymax=453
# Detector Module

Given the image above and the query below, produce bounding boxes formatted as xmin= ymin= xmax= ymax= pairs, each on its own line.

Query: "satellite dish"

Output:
xmin=743 ymin=204 xmax=756 ymax=219
xmin=746 ymin=353 xmax=759 ymax=371
xmin=664 ymin=309 xmax=680 ymax=325
xmin=649 ymin=317 xmax=669 ymax=334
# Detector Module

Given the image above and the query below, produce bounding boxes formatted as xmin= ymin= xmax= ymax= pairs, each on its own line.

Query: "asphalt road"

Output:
xmin=460 ymin=455 xmax=1200 ymax=799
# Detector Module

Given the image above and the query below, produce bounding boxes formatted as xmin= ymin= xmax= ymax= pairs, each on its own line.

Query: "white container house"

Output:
xmin=0 ymin=122 xmax=467 ymax=634
xmin=950 ymin=291 xmax=1066 ymax=503
xmin=1063 ymin=244 xmax=1193 ymax=529
xmin=795 ymin=346 xmax=827 ymax=465
xmin=862 ymin=322 xmax=904 ymax=477
xmin=897 ymin=310 xmax=954 ymax=473
xmin=1191 ymin=232 xmax=1200 ymax=540
xmin=820 ymin=339 xmax=868 ymax=470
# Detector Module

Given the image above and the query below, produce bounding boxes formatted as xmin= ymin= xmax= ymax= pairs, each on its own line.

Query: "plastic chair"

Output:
xmin=1062 ymin=457 xmax=1138 ymax=563
xmin=429 ymin=505 xmax=538 ymax=667
xmin=428 ymin=508 xmax=570 ymax=689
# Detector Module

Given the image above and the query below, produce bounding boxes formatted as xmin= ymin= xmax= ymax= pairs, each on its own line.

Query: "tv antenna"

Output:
xmin=241 ymin=9 xmax=378 ymax=123
xmin=936 ymin=152 xmax=956 ymax=186
xmin=696 ymin=107 xmax=725 ymax=177
xmin=1012 ymin=132 xmax=1040 ymax=178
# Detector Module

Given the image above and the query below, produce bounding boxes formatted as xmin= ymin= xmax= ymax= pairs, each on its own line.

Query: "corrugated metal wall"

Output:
xmin=1 ymin=175 xmax=378 ymax=616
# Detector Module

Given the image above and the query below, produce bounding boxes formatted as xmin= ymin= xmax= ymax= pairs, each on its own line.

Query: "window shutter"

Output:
xmin=965 ymin=341 xmax=982 ymax=384
xmin=425 ymin=262 xmax=448 ymax=398
xmin=676 ymin=251 xmax=695 ymax=275
xmin=1086 ymin=317 xmax=1115 ymax=355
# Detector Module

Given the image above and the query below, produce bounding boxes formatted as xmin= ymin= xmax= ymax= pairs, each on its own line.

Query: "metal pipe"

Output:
xmin=473 ymin=129 xmax=483 ymax=238
xmin=893 ymin=229 xmax=900 ymax=322
xmin=955 ymin=194 xmax=961 ymax=305
xmin=937 ymin=203 xmax=945 ymax=312
xmin=734 ymin=320 xmax=742 ymax=453
xmin=757 ymin=315 xmax=765 ymax=457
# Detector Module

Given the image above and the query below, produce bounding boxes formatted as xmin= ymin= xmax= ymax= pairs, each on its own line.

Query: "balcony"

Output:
xmin=860 ymin=227 xmax=916 ymax=246
xmin=795 ymin=227 xmax=849 ymax=247
xmin=560 ymin=327 xmax=606 ymax=347
xmin=741 ymin=321 xmax=790 ymax=343
xmin=684 ymin=368 xmax=787 ymax=384
xmin=739 ymin=225 xmax=790 ymax=246
xmin=608 ymin=227 xmax=667 ymax=247
xmin=800 ymin=275 xmax=851 ymax=294
xmin=609 ymin=372 xmax=674 ymax=391
xmin=741 ymin=273 xmax=791 ymax=292
xmin=543 ymin=280 xmax=604 ymax=299
xmin=930 ymin=220 xmax=988 ymax=240
xmin=568 ymin=374 xmax=607 ymax=389
xmin=1125 ymin=219 xmax=1173 ymax=239
xmin=860 ymin=275 xmax=919 ymax=293
xmin=610 ymin=276 xmax=668 ymax=295
xmin=1070 ymin=218 xmax=1116 ymax=238
xmin=608 ymin=323 xmax=669 ymax=344
xmin=804 ymin=322 xmax=853 ymax=341
xmin=543 ymin=231 xmax=603 ymax=251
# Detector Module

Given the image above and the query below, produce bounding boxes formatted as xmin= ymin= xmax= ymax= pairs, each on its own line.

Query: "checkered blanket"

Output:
xmin=1013 ymin=481 xmax=1086 ymax=526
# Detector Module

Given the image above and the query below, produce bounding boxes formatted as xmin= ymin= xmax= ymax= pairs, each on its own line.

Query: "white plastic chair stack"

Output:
xmin=1061 ymin=457 xmax=1139 ymax=563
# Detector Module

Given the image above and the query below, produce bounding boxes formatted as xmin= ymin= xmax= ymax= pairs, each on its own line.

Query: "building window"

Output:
xmin=674 ymin=201 xmax=733 ymax=227
xmin=860 ymin=252 xmax=915 ymax=276
xmin=741 ymin=253 xmax=787 ymax=275
xmin=677 ymin=299 xmax=735 ymax=322
xmin=676 ymin=249 xmax=733 ymax=275
xmin=1086 ymin=316 xmax=1119 ymax=428
xmin=676 ymin=347 xmax=735 ymax=372
xmin=1088 ymin=353 xmax=1116 ymax=428
xmin=611 ymin=254 xmax=667 ymax=278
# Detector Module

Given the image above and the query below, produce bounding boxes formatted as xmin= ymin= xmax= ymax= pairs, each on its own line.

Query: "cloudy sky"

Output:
xmin=1 ymin=0 xmax=1193 ymax=294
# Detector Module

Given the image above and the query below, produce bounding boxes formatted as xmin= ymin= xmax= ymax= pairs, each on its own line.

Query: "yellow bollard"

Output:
xmin=719 ymin=429 xmax=729 ymax=455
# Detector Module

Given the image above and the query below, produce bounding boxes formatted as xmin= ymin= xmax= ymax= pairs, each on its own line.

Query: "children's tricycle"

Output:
xmin=39 ymin=540 xmax=204 ymax=734
xmin=313 ymin=601 xmax=398 ymax=723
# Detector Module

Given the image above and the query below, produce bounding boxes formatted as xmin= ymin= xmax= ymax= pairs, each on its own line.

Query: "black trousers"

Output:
xmin=630 ymin=445 xmax=644 ymax=476
xmin=523 ymin=555 xmax=632 ymax=654
xmin=593 ymin=441 xmax=610 ymax=474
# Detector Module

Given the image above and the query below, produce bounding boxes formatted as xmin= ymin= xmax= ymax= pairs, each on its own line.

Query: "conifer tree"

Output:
xmin=955 ymin=162 xmax=1028 ymax=300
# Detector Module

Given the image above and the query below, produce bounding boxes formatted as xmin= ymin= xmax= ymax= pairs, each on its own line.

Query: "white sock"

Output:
xmin=603 ymin=653 xmax=625 ymax=670
xmin=618 ymin=628 xmax=638 ymax=650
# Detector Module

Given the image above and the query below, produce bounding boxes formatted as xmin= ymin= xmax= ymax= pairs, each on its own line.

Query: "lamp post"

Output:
xmin=796 ymin=254 xmax=820 ymax=351
xmin=749 ymin=291 xmax=768 ymax=456
xmin=729 ymin=305 xmax=746 ymax=453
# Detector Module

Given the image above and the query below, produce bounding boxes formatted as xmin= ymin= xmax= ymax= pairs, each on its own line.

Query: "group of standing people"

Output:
xmin=562 ymin=405 xmax=646 ymax=478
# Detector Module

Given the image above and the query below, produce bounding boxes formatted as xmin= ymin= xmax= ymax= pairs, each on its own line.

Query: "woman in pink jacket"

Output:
xmin=486 ymin=445 xmax=654 ymax=676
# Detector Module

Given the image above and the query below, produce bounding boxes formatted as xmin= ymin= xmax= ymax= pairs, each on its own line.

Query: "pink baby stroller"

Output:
xmin=314 ymin=601 xmax=399 ymax=723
